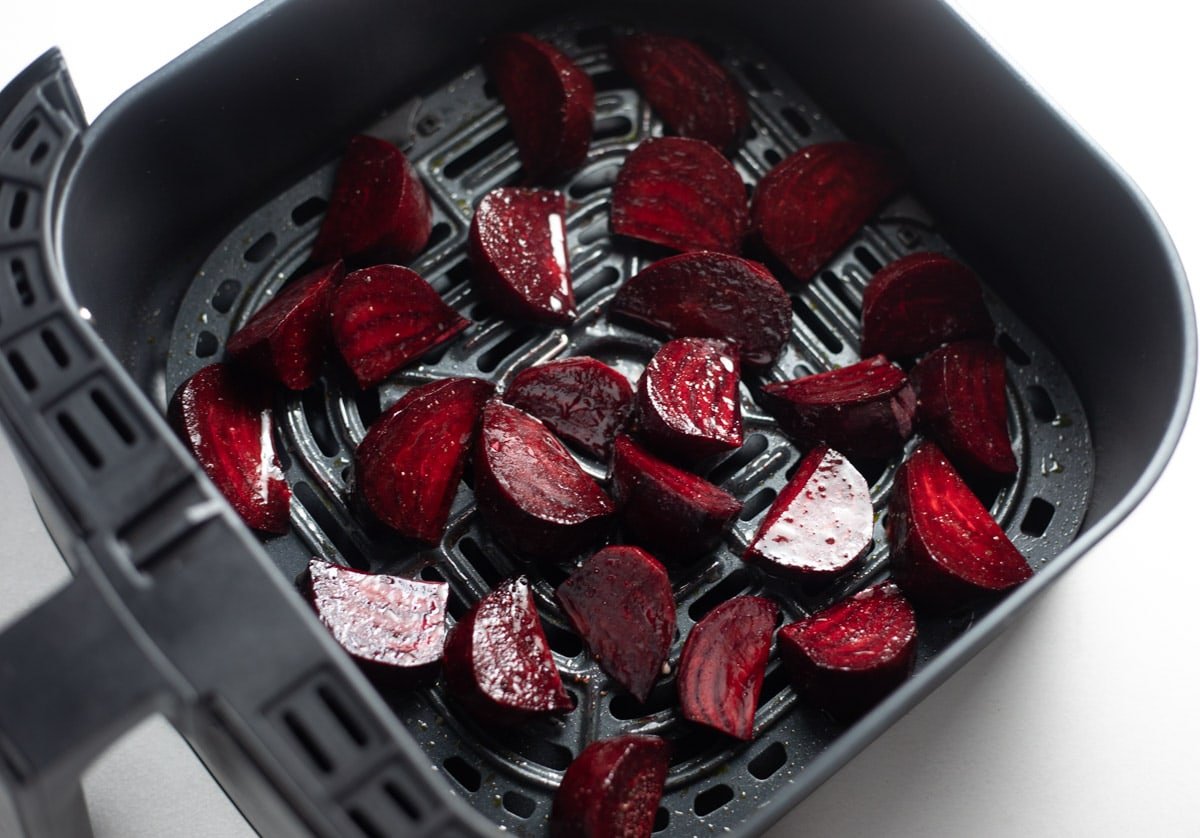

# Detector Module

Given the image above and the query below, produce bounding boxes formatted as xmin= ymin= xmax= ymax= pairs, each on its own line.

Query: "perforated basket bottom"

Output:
xmin=164 ymin=19 xmax=1093 ymax=837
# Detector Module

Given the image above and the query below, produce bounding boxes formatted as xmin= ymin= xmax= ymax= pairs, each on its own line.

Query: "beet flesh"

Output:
xmin=550 ymin=734 xmax=670 ymax=838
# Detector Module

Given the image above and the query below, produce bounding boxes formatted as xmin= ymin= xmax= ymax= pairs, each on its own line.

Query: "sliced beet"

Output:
xmin=550 ymin=734 xmax=670 ymax=838
xmin=168 ymin=364 xmax=290 ymax=534
xmin=911 ymin=340 xmax=1016 ymax=480
xmin=469 ymin=187 xmax=576 ymax=325
xmin=474 ymin=401 xmax=614 ymax=561
xmin=758 ymin=355 xmax=916 ymax=461
xmin=610 ymin=251 xmax=791 ymax=368
xmin=330 ymin=264 xmax=469 ymax=388
xmin=860 ymin=252 xmax=994 ymax=360
xmin=484 ymin=33 xmax=594 ymax=181
xmin=677 ymin=595 xmax=778 ymax=740
xmin=556 ymin=546 xmax=675 ymax=702
xmin=888 ymin=442 xmax=1032 ymax=610
xmin=310 ymin=135 xmax=432 ymax=265
xmin=636 ymin=338 xmax=743 ymax=462
xmin=443 ymin=576 xmax=573 ymax=724
xmin=750 ymin=142 xmax=904 ymax=282
xmin=615 ymin=33 xmax=749 ymax=154
xmin=778 ymin=581 xmax=917 ymax=720
xmin=611 ymin=435 xmax=742 ymax=562
xmin=610 ymin=137 xmax=749 ymax=254
xmin=355 ymin=378 xmax=494 ymax=543
xmin=504 ymin=356 xmax=633 ymax=459
xmin=743 ymin=446 xmax=873 ymax=580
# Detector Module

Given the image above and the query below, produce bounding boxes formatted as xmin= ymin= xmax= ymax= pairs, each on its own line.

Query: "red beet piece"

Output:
xmin=636 ymin=338 xmax=743 ymax=462
xmin=611 ymin=137 xmax=749 ymax=254
xmin=469 ymin=187 xmax=576 ymax=325
xmin=310 ymin=135 xmax=432 ymax=265
xmin=168 ymin=364 xmax=290 ymax=534
xmin=443 ymin=576 xmax=573 ymax=724
xmin=615 ymin=33 xmax=749 ymax=154
xmin=556 ymin=546 xmax=675 ymax=702
xmin=860 ymin=252 xmax=994 ymax=359
xmin=485 ymin=33 xmax=595 ymax=181
xmin=888 ymin=442 xmax=1032 ymax=610
xmin=750 ymin=142 xmax=904 ymax=282
xmin=744 ymin=446 xmax=873 ymax=580
xmin=474 ymin=401 xmax=614 ymax=561
xmin=330 ymin=264 xmax=469 ymax=388
xmin=610 ymin=251 xmax=791 ymax=368
xmin=678 ymin=595 xmax=778 ymax=740
xmin=759 ymin=355 xmax=916 ymax=461
xmin=355 ymin=378 xmax=494 ymax=543
xmin=911 ymin=340 xmax=1016 ymax=479
xmin=611 ymin=435 xmax=741 ymax=562
xmin=504 ymin=356 xmax=633 ymax=459
xmin=550 ymin=734 xmax=670 ymax=838
xmin=778 ymin=582 xmax=916 ymax=720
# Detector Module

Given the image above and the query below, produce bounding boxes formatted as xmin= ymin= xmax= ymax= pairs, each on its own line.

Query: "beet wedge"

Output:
xmin=331 ymin=264 xmax=469 ymax=388
xmin=758 ymin=355 xmax=916 ymax=461
xmin=743 ymin=446 xmax=873 ymax=580
xmin=750 ymin=142 xmax=903 ymax=282
xmin=611 ymin=435 xmax=742 ymax=562
xmin=860 ymin=251 xmax=994 ymax=360
xmin=470 ymin=187 xmax=576 ymax=325
xmin=474 ymin=401 xmax=614 ymax=561
xmin=611 ymin=137 xmax=749 ymax=254
xmin=615 ymin=33 xmax=749 ymax=154
xmin=504 ymin=356 xmax=633 ymax=459
xmin=443 ymin=576 xmax=573 ymax=724
xmin=778 ymin=582 xmax=917 ymax=721
xmin=169 ymin=363 xmax=290 ymax=534
xmin=611 ymin=251 xmax=791 ymax=368
xmin=911 ymin=340 xmax=1017 ymax=480
xmin=310 ymin=135 xmax=432 ymax=265
xmin=550 ymin=735 xmax=670 ymax=838
xmin=226 ymin=261 xmax=344 ymax=390
xmin=556 ymin=546 xmax=675 ymax=702
xmin=888 ymin=442 xmax=1032 ymax=610
xmin=355 ymin=378 xmax=494 ymax=543
xmin=678 ymin=595 xmax=778 ymax=739
xmin=485 ymin=33 xmax=595 ymax=182
xmin=636 ymin=338 xmax=743 ymax=462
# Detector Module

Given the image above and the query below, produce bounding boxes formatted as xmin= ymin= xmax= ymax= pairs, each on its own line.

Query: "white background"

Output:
xmin=1 ymin=1 xmax=1197 ymax=836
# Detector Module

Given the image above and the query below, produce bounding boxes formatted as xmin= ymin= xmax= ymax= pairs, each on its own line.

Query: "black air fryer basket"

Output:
xmin=0 ymin=1 xmax=1194 ymax=836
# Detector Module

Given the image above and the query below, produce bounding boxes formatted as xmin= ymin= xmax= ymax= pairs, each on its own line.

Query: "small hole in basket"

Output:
xmin=1020 ymin=497 xmax=1055 ymax=537
xmin=820 ymin=270 xmax=861 ymax=314
xmin=195 ymin=331 xmax=219 ymax=358
xmin=354 ymin=388 xmax=381 ymax=427
xmin=41 ymin=328 xmax=68 ymax=368
xmin=997 ymin=333 xmax=1031 ymax=366
xmin=8 ymin=351 xmax=36 ymax=391
xmin=444 ymin=124 xmax=513 ymax=179
xmin=569 ymin=164 xmax=619 ymax=199
xmin=12 ymin=257 xmax=34 ymax=306
xmin=383 ymin=780 xmax=420 ymax=821
xmin=543 ymin=620 xmax=584 ymax=659
xmin=420 ymin=564 xmax=445 ymax=583
xmin=59 ymin=412 xmax=103 ymax=469
xmin=291 ymin=196 xmax=328 ymax=227
xmin=211 ymin=279 xmax=241 ymax=314
xmin=793 ymin=299 xmax=843 ymax=354
xmin=708 ymin=433 xmax=769 ymax=485
xmin=762 ymin=148 xmax=781 ymax=166
xmin=9 ymin=189 xmax=29 ymax=230
xmin=593 ymin=115 xmax=633 ymax=142
xmin=445 ymin=258 xmax=473 ymax=285
xmin=689 ymin=568 xmax=753 ymax=622
xmin=741 ymin=62 xmax=774 ymax=92
xmin=576 ymin=25 xmax=610 ymax=47
xmin=502 ymin=791 xmax=536 ymax=819
xmin=442 ymin=756 xmax=481 ymax=792
xmin=303 ymin=383 xmax=340 ymax=458
xmin=426 ymin=221 xmax=453 ymax=250
xmin=854 ymin=246 xmax=883 ymax=274
xmin=30 ymin=141 xmax=50 ymax=166
xmin=477 ymin=330 xmax=533 ymax=373
xmin=1026 ymin=384 xmax=1057 ymax=423
xmin=244 ymin=232 xmax=277 ymax=263
xmin=11 ymin=118 xmax=37 ymax=151
xmin=609 ymin=681 xmax=677 ymax=720
xmin=347 ymin=809 xmax=384 ymax=838
xmin=318 ymin=684 xmax=369 ymax=748
xmin=694 ymin=784 xmax=734 ymax=816
xmin=748 ymin=741 xmax=787 ymax=780
xmin=780 ymin=106 xmax=812 ymax=138
xmin=92 ymin=389 xmax=136 ymax=446
xmin=458 ymin=536 xmax=502 ymax=588
xmin=759 ymin=663 xmax=790 ymax=703
xmin=283 ymin=710 xmax=333 ymax=773
xmin=740 ymin=487 xmax=776 ymax=521
xmin=653 ymin=807 xmax=670 ymax=833
xmin=294 ymin=481 xmax=369 ymax=569
xmin=590 ymin=69 xmax=625 ymax=93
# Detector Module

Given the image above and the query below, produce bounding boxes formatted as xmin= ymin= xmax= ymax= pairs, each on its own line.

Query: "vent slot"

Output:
xmin=92 ymin=389 xmax=136 ymax=446
xmin=502 ymin=791 xmax=536 ymax=819
xmin=7 ymin=351 xmax=36 ymax=391
xmin=747 ymin=741 xmax=787 ymax=780
xmin=741 ymin=62 xmax=774 ymax=92
xmin=819 ymin=269 xmax=861 ymax=315
xmin=11 ymin=257 xmax=34 ymax=306
xmin=382 ymin=780 xmax=420 ymax=822
xmin=609 ymin=680 xmax=678 ymax=720
xmin=689 ymin=569 xmax=753 ymax=622
xmin=42 ymin=328 xmax=69 ymax=368
xmin=998 ymin=332 xmax=1031 ymax=366
xmin=8 ymin=190 xmax=29 ymax=230
xmin=267 ymin=673 xmax=382 ymax=784
xmin=244 ymin=232 xmax=278 ymax=263
xmin=694 ymin=783 xmax=734 ymax=816
xmin=318 ymin=684 xmax=368 ymax=748
xmin=739 ymin=486 xmax=777 ymax=521
xmin=1021 ymin=498 xmax=1055 ymax=538
xmin=195 ymin=331 xmax=219 ymax=358
xmin=780 ymin=106 xmax=812 ymax=138
xmin=58 ymin=412 xmax=103 ymax=470
xmin=653 ymin=807 xmax=670 ymax=833
xmin=853 ymin=245 xmax=883 ymax=274
xmin=282 ymin=710 xmax=333 ymax=774
xmin=593 ymin=115 xmax=633 ymax=142
xmin=476 ymin=329 xmax=534 ymax=373
xmin=291 ymin=196 xmax=328 ymax=227
xmin=443 ymin=125 xmax=512 ymax=179
xmin=793 ymin=299 xmax=844 ymax=354
xmin=709 ymin=433 xmax=769 ymax=485
xmin=1026 ymin=385 xmax=1057 ymax=423
xmin=426 ymin=220 xmax=453 ymax=250
xmin=294 ymin=481 xmax=369 ymax=569
xmin=11 ymin=117 xmax=38 ymax=150
xmin=442 ymin=756 xmax=481 ymax=791
xmin=211 ymin=279 xmax=241 ymax=314
xmin=347 ymin=810 xmax=384 ymax=838
xmin=302 ymin=384 xmax=340 ymax=458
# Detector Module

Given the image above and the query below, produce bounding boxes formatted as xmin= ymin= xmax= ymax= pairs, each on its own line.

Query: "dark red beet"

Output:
xmin=610 ymin=137 xmax=748 ymax=254
xmin=615 ymin=33 xmax=749 ymax=154
xmin=474 ymin=401 xmax=614 ymax=561
xmin=750 ymin=142 xmax=903 ymax=282
xmin=636 ymin=338 xmax=743 ymax=462
xmin=556 ymin=546 xmax=675 ymax=702
xmin=355 ymin=378 xmax=494 ymax=543
xmin=310 ymin=135 xmax=432 ymax=265
xmin=330 ymin=264 xmax=469 ymax=388
xmin=678 ymin=595 xmax=778 ymax=739
xmin=911 ymin=340 xmax=1016 ymax=479
xmin=469 ymin=187 xmax=576 ymax=325
xmin=860 ymin=252 xmax=994 ymax=360
xmin=550 ymin=735 xmax=670 ymax=838
xmin=888 ymin=442 xmax=1032 ymax=610
xmin=743 ymin=446 xmax=873 ymax=580
xmin=484 ymin=33 xmax=595 ymax=181
xmin=778 ymin=582 xmax=916 ymax=721
xmin=504 ymin=356 xmax=633 ymax=459
xmin=610 ymin=251 xmax=791 ymax=368
xmin=168 ymin=364 xmax=290 ymax=534
xmin=611 ymin=435 xmax=742 ymax=562
xmin=443 ymin=576 xmax=573 ymax=724
xmin=758 ymin=355 xmax=916 ymax=460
